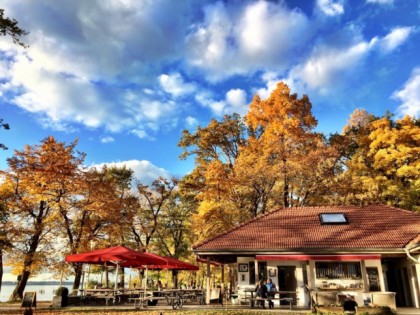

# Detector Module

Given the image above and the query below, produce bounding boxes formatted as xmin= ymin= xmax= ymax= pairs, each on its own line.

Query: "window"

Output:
xmin=315 ymin=262 xmax=361 ymax=279
xmin=249 ymin=262 xmax=255 ymax=285
xmin=319 ymin=213 xmax=348 ymax=224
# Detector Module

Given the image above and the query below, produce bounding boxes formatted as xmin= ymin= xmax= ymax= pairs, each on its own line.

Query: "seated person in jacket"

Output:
xmin=255 ymin=279 xmax=267 ymax=308
xmin=265 ymin=278 xmax=276 ymax=309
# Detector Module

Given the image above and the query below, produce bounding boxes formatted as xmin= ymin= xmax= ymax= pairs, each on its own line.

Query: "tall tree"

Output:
xmin=155 ymin=191 xmax=197 ymax=287
xmin=130 ymin=177 xmax=178 ymax=250
xmin=0 ymin=136 xmax=84 ymax=299
xmin=0 ymin=189 xmax=13 ymax=293
xmin=343 ymin=114 xmax=420 ymax=210
xmin=245 ymin=82 xmax=318 ymax=208
xmin=58 ymin=166 xmax=132 ymax=290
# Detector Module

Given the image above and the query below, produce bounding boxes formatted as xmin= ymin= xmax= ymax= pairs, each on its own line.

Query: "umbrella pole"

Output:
xmin=80 ymin=269 xmax=85 ymax=291
xmin=144 ymin=266 xmax=148 ymax=296
xmin=87 ymin=264 xmax=91 ymax=288
xmin=114 ymin=263 xmax=120 ymax=293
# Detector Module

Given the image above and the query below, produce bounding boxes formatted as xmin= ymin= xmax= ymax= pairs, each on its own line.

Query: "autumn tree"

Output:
xmin=342 ymin=113 xmax=420 ymax=210
xmin=57 ymin=166 xmax=135 ymax=290
xmin=130 ymin=177 xmax=178 ymax=251
xmin=0 ymin=136 xmax=84 ymax=300
xmin=179 ymin=82 xmax=342 ymax=242
xmin=245 ymin=82 xmax=319 ymax=208
xmin=179 ymin=114 xmax=246 ymax=200
xmin=178 ymin=114 xmax=247 ymax=239
xmin=0 ymin=188 xmax=13 ymax=293
xmin=154 ymin=191 xmax=196 ymax=288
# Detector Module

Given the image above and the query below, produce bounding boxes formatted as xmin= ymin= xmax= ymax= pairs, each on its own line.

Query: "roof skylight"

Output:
xmin=319 ymin=213 xmax=348 ymax=225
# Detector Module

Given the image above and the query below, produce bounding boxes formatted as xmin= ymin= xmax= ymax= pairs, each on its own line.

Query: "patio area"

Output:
xmin=2 ymin=297 xmax=417 ymax=315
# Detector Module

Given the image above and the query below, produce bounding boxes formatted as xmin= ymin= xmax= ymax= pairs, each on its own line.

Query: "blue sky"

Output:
xmin=0 ymin=0 xmax=419 ymax=182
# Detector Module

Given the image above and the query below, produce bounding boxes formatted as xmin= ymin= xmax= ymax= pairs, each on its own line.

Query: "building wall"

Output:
xmin=401 ymin=254 xmax=420 ymax=308
xmin=236 ymin=257 xmax=391 ymax=308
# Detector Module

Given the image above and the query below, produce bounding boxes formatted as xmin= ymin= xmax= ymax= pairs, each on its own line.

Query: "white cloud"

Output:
xmin=0 ymin=0 xmax=191 ymax=136
xmin=379 ymin=27 xmax=414 ymax=53
xmin=92 ymin=160 xmax=171 ymax=185
xmin=316 ymin=0 xmax=344 ymax=16
xmin=186 ymin=1 xmax=310 ymax=81
xmin=226 ymin=89 xmax=247 ymax=112
xmin=100 ymin=136 xmax=114 ymax=143
xmin=185 ymin=116 xmax=198 ymax=127
xmin=288 ymin=39 xmax=376 ymax=93
xmin=366 ymin=0 xmax=394 ymax=4
xmin=159 ymin=73 xmax=196 ymax=97
xmin=255 ymin=72 xmax=283 ymax=99
xmin=195 ymin=88 xmax=248 ymax=116
xmin=392 ymin=68 xmax=420 ymax=118
xmin=130 ymin=129 xmax=149 ymax=139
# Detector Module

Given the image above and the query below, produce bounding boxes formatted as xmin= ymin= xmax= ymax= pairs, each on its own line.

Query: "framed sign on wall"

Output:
xmin=238 ymin=263 xmax=248 ymax=272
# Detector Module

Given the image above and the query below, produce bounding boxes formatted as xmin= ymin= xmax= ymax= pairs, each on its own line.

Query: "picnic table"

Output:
xmin=243 ymin=289 xmax=296 ymax=309
xmin=128 ymin=289 xmax=205 ymax=309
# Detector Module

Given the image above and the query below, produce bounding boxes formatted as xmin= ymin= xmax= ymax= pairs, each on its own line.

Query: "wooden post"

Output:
xmin=221 ymin=264 xmax=225 ymax=303
xmin=206 ymin=257 xmax=211 ymax=304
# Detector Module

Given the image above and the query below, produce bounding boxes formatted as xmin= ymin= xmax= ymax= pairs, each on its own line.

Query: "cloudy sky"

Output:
xmin=0 ymin=0 xmax=419 ymax=182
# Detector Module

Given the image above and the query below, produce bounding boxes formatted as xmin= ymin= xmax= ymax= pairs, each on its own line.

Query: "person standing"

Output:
xmin=266 ymin=278 xmax=276 ymax=309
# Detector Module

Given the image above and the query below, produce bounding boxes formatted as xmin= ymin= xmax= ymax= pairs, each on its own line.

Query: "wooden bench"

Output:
xmin=129 ymin=294 xmax=168 ymax=309
xmin=254 ymin=297 xmax=294 ymax=309
xmin=91 ymin=294 xmax=115 ymax=306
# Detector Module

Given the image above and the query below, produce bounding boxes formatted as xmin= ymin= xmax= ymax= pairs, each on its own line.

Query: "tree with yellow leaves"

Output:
xmin=343 ymin=113 xmax=419 ymax=210
xmin=245 ymin=82 xmax=319 ymax=208
xmin=0 ymin=136 xmax=84 ymax=300
xmin=179 ymin=82 xmax=341 ymax=242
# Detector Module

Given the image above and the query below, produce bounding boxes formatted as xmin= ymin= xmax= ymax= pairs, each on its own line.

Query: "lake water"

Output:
xmin=0 ymin=282 xmax=73 ymax=302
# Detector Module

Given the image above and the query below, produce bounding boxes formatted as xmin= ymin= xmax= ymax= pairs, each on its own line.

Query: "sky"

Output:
xmin=0 ymin=0 xmax=419 ymax=183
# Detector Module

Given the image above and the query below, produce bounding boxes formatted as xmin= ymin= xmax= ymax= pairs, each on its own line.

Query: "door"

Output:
xmin=277 ymin=266 xmax=297 ymax=304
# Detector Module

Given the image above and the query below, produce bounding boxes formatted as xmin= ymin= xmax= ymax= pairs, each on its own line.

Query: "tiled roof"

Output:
xmin=193 ymin=205 xmax=420 ymax=252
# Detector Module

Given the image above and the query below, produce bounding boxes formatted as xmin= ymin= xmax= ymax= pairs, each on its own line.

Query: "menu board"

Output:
xmin=366 ymin=267 xmax=380 ymax=292
xmin=21 ymin=291 xmax=37 ymax=308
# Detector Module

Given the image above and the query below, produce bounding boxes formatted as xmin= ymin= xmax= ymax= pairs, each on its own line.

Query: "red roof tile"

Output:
xmin=193 ymin=205 xmax=420 ymax=252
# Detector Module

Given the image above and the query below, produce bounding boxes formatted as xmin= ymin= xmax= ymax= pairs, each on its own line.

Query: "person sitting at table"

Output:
xmin=255 ymin=279 xmax=267 ymax=309
xmin=157 ymin=280 xmax=163 ymax=291
xmin=265 ymin=278 xmax=276 ymax=309
xmin=342 ymin=295 xmax=358 ymax=314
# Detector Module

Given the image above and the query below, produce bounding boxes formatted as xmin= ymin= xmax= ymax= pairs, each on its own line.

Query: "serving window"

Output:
xmin=315 ymin=262 xmax=362 ymax=279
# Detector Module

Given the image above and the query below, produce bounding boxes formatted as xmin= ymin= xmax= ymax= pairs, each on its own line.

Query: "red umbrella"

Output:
xmin=145 ymin=257 xmax=199 ymax=271
xmin=65 ymin=246 xmax=167 ymax=292
xmin=65 ymin=245 xmax=166 ymax=265
xmin=122 ymin=253 xmax=199 ymax=270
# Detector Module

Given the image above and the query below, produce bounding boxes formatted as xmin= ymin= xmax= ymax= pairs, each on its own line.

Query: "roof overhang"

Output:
xmin=256 ymin=254 xmax=381 ymax=261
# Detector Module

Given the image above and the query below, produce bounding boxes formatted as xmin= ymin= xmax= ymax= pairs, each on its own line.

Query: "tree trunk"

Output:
xmin=10 ymin=269 xmax=30 ymax=300
xmin=0 ymin=250 xmax=3 ymax=293
xmin=72 ymin=264 xmax=83 ymax=290
xmin=10 ymin=214 xmax=43 ymax=300
xmin=283 ymin=157 xmax=289 ymax=208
